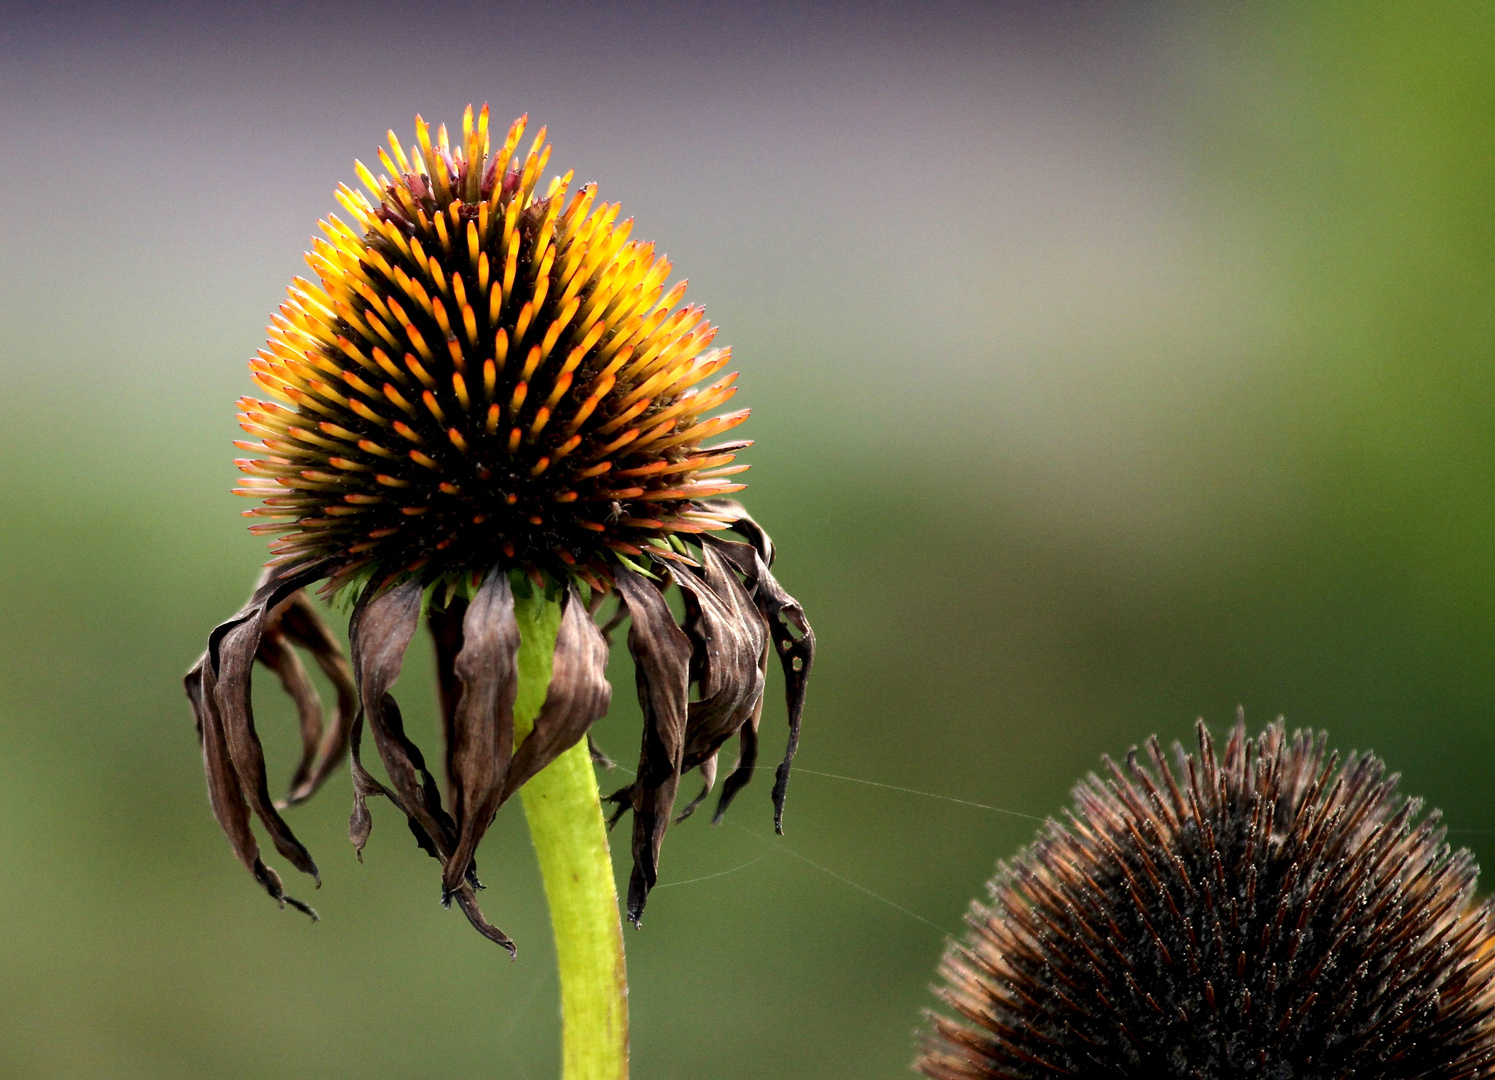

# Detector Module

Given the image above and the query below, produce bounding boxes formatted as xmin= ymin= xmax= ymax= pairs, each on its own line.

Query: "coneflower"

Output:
xmin=185 ymin=105 xmax=814 ymax=1078
xmin=918 ymin=718 xmax=1495 ymax=1079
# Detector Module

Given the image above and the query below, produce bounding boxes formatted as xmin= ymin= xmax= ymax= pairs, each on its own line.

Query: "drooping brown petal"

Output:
xmin=699 ymin=497 xmax=775 ymax=565
xmin=611 ymin=563 xmax=693 ymax=925
xmin=502 ymin=585 xmax=612 ymax=799
xmin=705 ymin=529 xmax=815 ymax=833
xmin=186 ymin=654 xmax=316 ymax=919
xmin=441 ymin=569 xmax=520 ymax=897
xmin=255 ymin=625 xmax=322 ymax=798
xmin=670 ymin=545 xmax=767 ymax=823
xmin=711 ymin=700 xmax=761 ymax=825
xmin=348 ymin=578 xmax=456 ymax=863
xmin=426 ymin=595 xmax=468 ymax=806
xmin=210 ymin=561 xmax=332 ymax=886
xmin=270 ymin=592 xmax=358 ymax=806
xmin=347 ymin=577 xmax=512 ymax=950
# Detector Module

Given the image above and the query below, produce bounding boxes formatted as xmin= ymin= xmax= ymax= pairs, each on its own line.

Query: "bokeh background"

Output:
xmin=2 ymin=1 xmax=1494 ymax=1075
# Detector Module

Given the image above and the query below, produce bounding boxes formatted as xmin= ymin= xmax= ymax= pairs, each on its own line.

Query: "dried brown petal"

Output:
xmin=426 ymin=597 xmax=467 ymax=812
xmin=503 ymin=585 xmax=612 ymax=799
xmin=670 ymin=545 xmax=768 ymax=822
xmin=270 ymin=591 xmax=358 ymax=806
xmin=348 ymin=578 xmax=455 ymax=862
xmin=706 ymin=530 xmax=815 ymax=832
xmin=185 ymin=558 xmax=331 ymax=915
xmin=348 ymin=577 xmax=511 ymax=950
xmin=611 ymin=564 xmax=693 ymax=925
xmin=211 ymin=564 xmax=329 ymax=883
xmin=186 ymin=654 xmax=316 ymax=919
xmin=442 ymin=569 xmax=520 ymax=896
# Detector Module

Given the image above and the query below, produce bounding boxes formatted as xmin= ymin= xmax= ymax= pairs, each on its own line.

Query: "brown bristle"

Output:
xmin=918 ymin=717 xmax=1495 ymax=1079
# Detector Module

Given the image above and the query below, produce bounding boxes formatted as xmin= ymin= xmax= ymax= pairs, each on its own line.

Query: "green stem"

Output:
xmin=513 ymin=585 xmax=629 ymax=1080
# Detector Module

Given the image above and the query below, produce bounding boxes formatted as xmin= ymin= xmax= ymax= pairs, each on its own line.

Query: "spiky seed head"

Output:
xmin=918 ymin=719 xmax=1495 ymax=1080
xmin=234 ymin=105 xmax=750 ymax=593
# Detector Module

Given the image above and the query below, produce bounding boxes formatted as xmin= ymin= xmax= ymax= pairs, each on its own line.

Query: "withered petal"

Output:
xmin=348 ymin=579 xmax=457 ymax=863
xmin=427 ymin=596 xmax=468 ymax=804
xmin=453 ymin=882 xmax=517 ymax=957
xmin=674 ymin=545 xmax=768 ymax=776
xmin=503 ymin=585 xmax=612 ymax=800
xmin=442 ymin=569 xmax=521 ymax=896
xmin=186 ymin=655 xmax=316 ymax=919
xmin=706 ymin=533 xmax=815 ymax=833
xmin=588 ymin=734 xmax=617 ymax=770
xmin=711 ymin=716 xmax=760 ymax=824
xmin=612 ymin=563 xmax=693 ymax=925
xmin=698 ymin=497 xmax=775 ymax=565
xmin=268 ymin=591 xmax=358 ymax=806
xmin=674 ymin=752 xmax=718 ymax=825
xmin=210 ymin=562 xmax=332 ymax=884
xmin=255 ymin=625 xmax=323 ymax=800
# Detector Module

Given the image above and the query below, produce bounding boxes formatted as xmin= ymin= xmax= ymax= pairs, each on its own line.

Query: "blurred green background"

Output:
xmin=3 ymin=1 xmax=1495 ymax=1076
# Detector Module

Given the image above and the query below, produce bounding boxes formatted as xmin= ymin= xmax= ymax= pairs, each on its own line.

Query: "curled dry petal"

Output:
xmin=670 ymin=545 xmax=767 ymax=823
xmin=184 ymin=558 xmax=331 ymax=916
xmin=348 ymin=577 xmax=512 ymax=952
xmin=503 ymin=586 xmax=612 ymax=800
xmin=611 ymin=564 xmax=693 ymax=925
xmin=706 ymin=530 xmax=815 ymax=832
xmin=266 ymin=591 xmax=358 ymax=807
xmin=442 ymin=570 xmax=520 ymax=896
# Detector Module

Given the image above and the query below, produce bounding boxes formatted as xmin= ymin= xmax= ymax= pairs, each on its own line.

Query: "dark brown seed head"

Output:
xmin=919 ymin=718 xmax=1495 ymax=1080
xmin=235 ymin=105 xmax=749 ymax=595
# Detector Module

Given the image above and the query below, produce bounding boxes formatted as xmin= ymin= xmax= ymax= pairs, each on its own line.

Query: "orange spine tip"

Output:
xmin=446 ymin=334 xmax=465 ymax=370
xmin=521 ymin=343 xmax=542 ymax=381
xmin=529 ymin=407 xmax=552 ymax=437
xmin=438 ymin=482 xmax=461 ymax=496
xmin=358 ymin=439 xmax=399 ymax=459
xmin=544 ymin=371 xmax=574 ymax=410
xmin=556 ymin=436 xmax=585 ymax=459
xmin=591 ymin=428 xmax=640 ymax=459
xmin=466 ymin=220 xmax=480 ymax=266
xmin=530 ymin=456 xmax=551 ymax=476
xmin=502 ymin=237 xmax=519 ymax=305
xmin=375 ymin=474 xmax=409 ymax=487
xmin=453 ymin=372 xmax=470 ymax=410
xmin=448 ymin=427 xmax=469 ymax=452
xmin=486 ymin=403 xmax=501 ymax=434
xmin=478 ymin=251 xmax=491 ymax=295
xmin=461 ymin=304 xmax=478 ymax=345
xmin=422 ymin=390 xmax=445 ymax=424
xmin=572 ymin=460 xmax=610 ymax=478
xmin=509 ymin=381 xmax=529 ymax=414
xmin=514 ymin=301 xmax=534 ymax=346
xmin=432 ymin=297 xmax=453 ymax=337
xmin=404 ymin=322 xmax=435 ymax=363
xmin=392 ymin=420 xmax=424 ymax=443
xmin=383 ymin=383 xmax=417 ymax=415
xmin=507 ymin=427 xmax=522 ymax=454
xmin=410 ymin=449 xmax=441 ymax=470
xmin=402 ymin=506 xmax=429 ymax=516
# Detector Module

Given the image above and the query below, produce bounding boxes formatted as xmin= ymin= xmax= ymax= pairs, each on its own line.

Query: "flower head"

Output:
xmin=186 ymin=107 xmax=814 ymax=946
xmin=919 ymin=718 xmax=1495 ymax=1079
